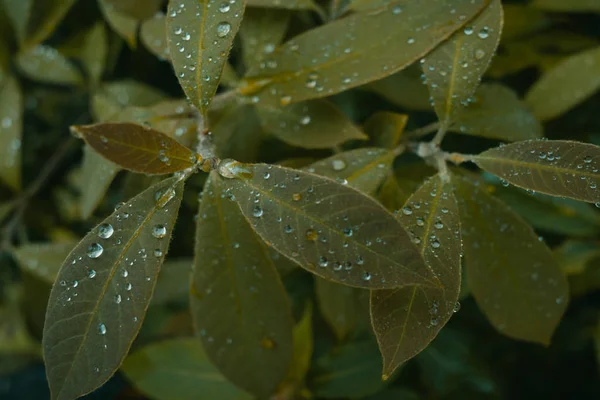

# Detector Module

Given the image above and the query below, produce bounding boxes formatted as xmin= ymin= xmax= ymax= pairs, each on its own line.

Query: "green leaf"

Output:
xmin=72 ymin=122 xmax=198 ymax=174
xmin=363 ymin=111 xmax=408 ymax=149
xmin=240 ymin=8 xmax=290 ymax=70
xmin=0 ymin=75 xmax=22 ymax=191
xmin=304 ymin=147 xmax=396 ymax=195
xmin=102 ymin=0 xmax=163 ymax=20
xmin=315 ymin=279 xmax=368 ymax=340
xmin=472 ymin=140 xmax=600 ymax=203
xmin=79 ymin=146 xmax=121 ymax=219
xmin=532 ymin=0 xmax=600 ymax=12
xmin=246 ymin=0 xmax=318 ymax=9
xmin=240 ymin=0 xmax=488 ymax=107
xmin=150 ymin=258 xmax=192 ymax=306
xmin=191 ymin=171 xmax=294 ymax=398
xmin=371 ymin=174 xmax=461 ymax=378
xmin=525 ymin=45 xmax=600 ymax=121
xmin=225 ymin=163 xmax=439 ymax=289
xmin=256 ymin=100 xmax=367 ymax=149
xmin=121 ymin=339 xmax=252 ymax=400
xmin=501 ymin=4 xmax=550 ymax=41
xmin=13 ymin=242 xmax=77 ymax=285
xmin=99 ymin=0 xmax=139 ymax=48
xmin=311 ymin=339 xmax=385 ymax=399
xmin=211 ymin=103 xmax=264 ymax=162
xmin=1 ymin=0 xmax=33 ymax=46
xmin=278 ymin=302 xmax=313 ymax=395
xmin=16 ymin=45 xmax=83 ymax=86
xmin=141 ymin=12 xmax=170 ymax=61
xmin=451 ymin=83 xmax=543 ymax=142
xmin=79 ymin=22 xmax=108 ymax=87
xmin=93 ymin=80 xmax=167 ymax=119
xmin=167 ymin=0 xmax=246 ymax=117
xmin=454 ymin=174 xmax=569 ymax=344
xmin=422 ymin=0 xmax=503 ymax=130
xmin=365 ymin=66 xmax=432 ymax=111
xmin=554 ymin=240 xmax=600 ymax=276
xmin=43 ymin=177 xmax=185 ymax=400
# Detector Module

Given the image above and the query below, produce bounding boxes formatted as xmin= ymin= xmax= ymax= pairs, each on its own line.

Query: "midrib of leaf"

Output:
xmin=441 ymin=35 xmax=464 ymax=126
xmin=196 ymin=0 xmax=209 ymax=114
xmin=346 ymin=151 xmax=395 ymax=183
xmin=474 ymin=153 xmax=599 ymax=179
xmin=385 ymin=286 xmax=417 ymax=368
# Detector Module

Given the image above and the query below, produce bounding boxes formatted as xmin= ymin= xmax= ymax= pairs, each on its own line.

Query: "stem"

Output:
xmin=444 ymin=152 xmax=476 ymax=165
xmin=431 ymin=123 xmax=448 ymax=147
xmin=329 ymin=0 xmax=342 ymax=20
xmin=404 ymin=121 xmax=440 ymax=139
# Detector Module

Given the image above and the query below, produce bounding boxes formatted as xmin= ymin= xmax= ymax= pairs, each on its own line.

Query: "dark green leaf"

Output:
xmin=363 ymin=111 xmax=408 ymax=149
xmin=454 ymin=174 xmax=569 ymax=344
xmin=1 ymin=0 xmax=33 ymax=45
xmin=99 ymin=0 xmax=139 ymax=48
xmin=77 ymin=22 xmax=108 ymax=86
xmin=554 ymin=240 xmax=600 ymax=276
xmin=240 ymin=8 xmax=290 ymax=70
xmin=211 ymin=103 xmax=264 ymax=162
xmin=102 ymin=0 xmax=163 ymax=20
xmin=281 ymin=302 xmax=313 ymax=392
xmin=315 ymin=278 xmax=368 ymax=340
xmin=501 ymin=5 xmax=550 ymax=41
xmin=472 ymin=140 xmax=600 ymax=203
xmin=0 ymin=75 xmax=22 ymax=191
xmin=43 ymin=177 xmax=185 ymax=400
xmin=371 ymin=174 xmax=461 ymax=378
xmin=191 ymin=171 xmax=294 ymax=398
xmin=150 ymin=258 xmax=192 ymax=306
xmin=141 ymin=12 xmax=169 ymax=61
xmin=225 ymin=163 xmax=439 ymax=289
xmin=241 ymin=0 xmax=488 ymax=107
xmin=246 ymin=0 xmax=318 ymax=9
xmin=365 ymin=66 xmax=431 ymax=111
xmin=16 ymin=45 xmax=83 ymax=86
xmin=13 ymin=242 xmax=77 ymax=284
xmin=78 ymin=146 xmax=121 ymax=219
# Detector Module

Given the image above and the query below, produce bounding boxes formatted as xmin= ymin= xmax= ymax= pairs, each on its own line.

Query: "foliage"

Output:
xmin=0 ymin=0 xmax=599 ymax=399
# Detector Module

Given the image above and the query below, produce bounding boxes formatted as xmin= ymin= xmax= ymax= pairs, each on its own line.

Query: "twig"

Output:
xmin=431 ymin=122 xmax=449 ymax=147
xmin=404 ymin=121 xmax=440 ymax=139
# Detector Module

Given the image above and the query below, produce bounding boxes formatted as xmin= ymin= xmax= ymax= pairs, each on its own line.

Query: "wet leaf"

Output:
xmin=240 ymin=8 xmax=290 ymax=70
xmin=93 ymin=80 xmax=167 ymax=119
xmin=371 ymin=174 xmax=461 ymax=378
xmin=16 ymin=45 xmax=83 ymax=86
xmin=422 ymin=0 xmax=503 ymax=130
xmin=0 ymin=75 xmax=23 ymax=191
xmin=525 ymin=46 xmax=600 ymax=121
xmin=141 ymin=12 xmax=170 ymax=61
xmin=554 ymin=240 xmax=600 ymax=276
xmin=241 ymin=0 xmax=488 ymax=107
xmin=315 ymin=279 xmax=368 ymax=340
xmin=121 ymin=339 xmax=252 ymax=400
xmin=226 ymin=163 xmax=438 ymax=290
xmin=98 ymin=0 xmax=139 ymax=48
xmin=79 ymin=146 xmax=121 ymax=219
xmin=102 ymin=0 xmax=163 ymax=20
xmin=191 ymin=172 xmax=294 ymax=398
xmin=472 ymin=140 xmax=600 ymax=203
xmin=304 ymin=148 xmax=396 ymax=194
xmin=151 ymin=258 xmax=192 ymax=306
xmin=79 ymin=22 xmax=108 ymax=86
xmin=450 ymin=83 xmax=542 ymax=142
xmin=454 ymin=175 xmax=569 ymax=344
xmin=365 ymin=66 xmax=431 ymax=111
xmin=257 ymin=100 xmax=367 ymax=149
xmin=167 ymin=0 xmax=246 ymax=117
xmin=211 ymin=104 xmax=264 ymax=162
xmin=13 ymin=242 xmax=77 ymax=285
xmin=43 ymin=177 xmax=185 ymax=400
xmin=246 ymin=0 xmax=318 ymax=9
xmin=72 ymin=122 xmax=198 ymax=174
xmin=363 ymin=111 xmax=408 ymax=149
xmin=1 ymin=0 xmax=33 ymax=45
xmin=377 ymin=175 xmax=405 ymax=212
xmin=532 ymin=0 xmax=600 ymax=12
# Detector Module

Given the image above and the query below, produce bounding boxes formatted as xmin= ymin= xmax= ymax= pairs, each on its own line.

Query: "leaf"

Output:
xmin=0 ymin=75 xmax=22 ymax=191
xmin=98 ymin=0 xmax=139 ymax=48
xmin=304 ymin=147 xmax=396 ymax=194
xmin=211 ymin=103 xmax=264 ymax=162
xmin=554 ymin=240 xmax=600 ymax=276
xmin=225 ymin=163 xmax=438 ymax=289
xmin=472 ymin=140 xmax=600 ymax=203
xmin=315 ymin=279 xmax=368 ymax=340
xmin=450 ymin=83 xmax=542 ymax=141
xmin=370 ymin=174 xmax=462 ymax=378
xmin=532 ymin=0 xmax=600 ymax=12
xmin=525 ymin=46 xmax=600 ymax=121
xmin=191 ymin=171 xmax=294 ymax=398
xmin=240 ymin=8 xmax=290 ymax=70
xmin=79 ymin=22 xmax=108 ymax=86
xmin=422 ymin=0 xmax=503 ymax=130
xmin=167 ymin=0 xmax=246 ymax=117
xmin=246 ymin=0 xmax=318 ymax=9
xmin=311 ymin=339 xmax=385 ymax=399
xmin=93 ymin=80 xmax=167 ymax=118
xmin=1 ymin=0 xmax=33 ymax=45
xmin=43 ymin=177 xmax=185 ymax=400
xmin=13 ymin=242 xmax=77 ymax=285
xmin=501 ymin=4 xmax=550 ymax=41
xmin=16 ymin=45 xmax=83 ymax=86
xmin=121 ymin=339 xmax=252 ymax=400
xmin=454 ymin=174 xmax=569 ymax=344
xmin=286 ymin=303 xmax=313 ymax=386
xmin=363 ymin=111 xmax=408 ymax=149
xmin=141 ymin=12 xmax=170 ymax=61
xmin=365 ymin=66 xmax=432 ymax=111
xmin=256 ymin=100 xmax=367 ymax=149
xmin=72 ymin=122 xmax=198 ymax=174
xmin=150 ymin=258 xmax=192 ymax=306
xmin=240 ymin=0 xmax=488 ymax=107
xmin=102 ymin=0 xmax=163 ymax=20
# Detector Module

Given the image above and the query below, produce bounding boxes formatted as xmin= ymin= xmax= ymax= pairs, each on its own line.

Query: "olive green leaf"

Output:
xmin=92 ymin=80 xmax=167 ymax=120
xmin=363 ymin=111 xmax=408 ymax=149
xmin=315 ymin=279 xmax=368 ymax=340
xmin=1 ymin=0 xmax=33 ymax=46
xmin=102 ymin=0 xmax=163 ymax=20
xmin=311 ymin=339 xmax=385 ymax=398
xmin=377 ymin=175 xmax=406 ymax=212
xmin=71 ymin=122 xmax=198 ymax=174
xmin=241 ymin=0 xmax=488 ymax=107
xmin=98 ymin=0 xmax=139 ymax=48
xmin=16 ymin=45 xmax=83 ymax=86
xmin=246 ymin=0 xmax=318 ymax=10
xmin=225 ymin=163 xmax=439 ymax=290
xmin=167 ymin=0 xmax=246 ymax=118
xmin=191 ymin=171 xmax=294 ymax=398
xmin=150 ymin=258 xmax=192 ymax=306
xmin=79 ymin=22 xmax=108 ymax=87
xmin=79 ymin=146 xmax=121 ymax=219
xmin=501 ymin=5 xmax=550 ymax=41
xmin=240 ymin=8 xmax=290 ymax=70
xmin=256 ymin=100 xmax=367 ymax=149
xmin=0 ymin=284 xmax=42 ymax=358
xmin=304 ymin=148 xmax=396 ymax=195
xmin=525 ymin=46 xmax=600 ymax=121
xmin=121 ymin=339 xmax=252 ymax=400
xmin=365 ymin=66 xmax=431 ymax=111
xmin=0 ymin=75 xmax=22 ymax=191
xmin=532 ymin=0 xmax=600 ymax=12
xmin=554 ymin=240 xmax=600 ymax=276
xmin=422 ymin=0 xmax=503 ymax=131
xmin=141 ymin=12 xmax=170 ymax=61
xmin=454 ymin=175 xmax=569 ymax=344
xmin=13 ymin=242 xmax=77 ymax=285
xmin=211 ymin=103 xmax=264 ymax=162
xmin=471 ymin=140 xmax=600 ymax=203
xmin=371 ymin=174 xmax=461 ymax=378
xmin=450 ymin=83 xmax=542 ymax=142
xmin=43 ymin=177 xmax=185 ymax=400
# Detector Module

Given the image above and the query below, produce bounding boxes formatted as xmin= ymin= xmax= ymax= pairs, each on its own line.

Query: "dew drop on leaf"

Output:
xmin=152 ymin=225 xmax=167 ymax=239
xmin=88 ymin=269 xmax=97 ymax=279
xmin=97 ymin=224 xmax=114 ymax=239
xmin=98 ymin=324 xmax=107 ymax=335
xmin=87 ymin=243 xmax=103 ymax=259
xmin=216 ymin=22 xmax=231 ymax=38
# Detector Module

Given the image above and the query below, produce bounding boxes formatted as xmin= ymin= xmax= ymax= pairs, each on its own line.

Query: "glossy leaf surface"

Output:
xmin=240 ymin=8 xmax=290 ymax=69
xmin=473 ymin=140 xmax=600 ymax=203
xmin=16 ymin=45 xmax=83 ymax=86
xmin=241 ymin=0 xmax=488 ymax=107
xmin=191 ymin=172 xmax=293 ymax=398
xmin=0 ymin=75 xmax=22 ymax=191
xmin=454 ymin=175 xmax=568 ymax=344
xmin=257 ymin=100 xmax=367 ymax=149
xmin=43 ymin=177 xmax=185 ymax=400
xmin=141 ymin=12 xmax=170 ymax=61
xmin=366 ymin=68 xmax=431 ymax=111
xmin=226 ymin=163 xmax=438 ymax=289
xmin=167 ymin=0 xmax=246 ymax=117
xmin=72 ymin=122 xmax=197 ymax=174
xmin=371 ymin=174 xmax=461 ymax=378
xmin=422 ymin=0 xmax=503 ymax=129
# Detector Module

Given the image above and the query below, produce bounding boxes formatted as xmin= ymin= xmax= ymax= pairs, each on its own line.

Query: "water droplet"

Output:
xmin=583 ymin=155 xmax=593 ymax=164
xmin=284 ymin=225 xmax=294 ymax=233
xmin=115 ymin=295 xmax=122 ymax=304
xmin=453 ymin=302 xmax=461 ymax=313
xmin=154 ymin=249 xmax=163 ymax=257
xmin=478 ymin=27 xmax=489 ymax=39
xmin=87 ymin=243 xmax=103 ymax=259
xmin=407 ymin=37 xmax=416 ymax=45
xmin=300 ymin=115 xmax=311 ymax=125
xmin=416 ymin=217 xmax=425 ymax=227
xmin=88 ymin=269 xmax=97 ymax=278
xmin=152 ymin=225 xmax=167 ymax=239
xmin=430 ymin=317 xmax=439 ymax=326
xmin=343 ymin=228 xmax=353 ymax=237
xmin=362 ymin=271 xmax=372 ymax=281
xmin=126 ymin=283 xmax=132 ymax=291
xmin=318 ymin=256 xmax=328 ymax=267
xmin=305 ymin=229 xmax=317 ymax=241
xmin=463 ymin=26 xmax=473 ymax=35
xmin=434 ymin=221 xmax=444 ymax=229
xmin=122 ymin=269 xmax=129 ymax=278
xmin=331 ymin=159 xmax=346 ymax=171
xmin=392 ymin=5 xmax=402 ymax=14
xmin=263 ymin=172 xmax=271 ymax=179
xmin=216 ymin=22 xmax=231 ymax=38
xmin=430 ymin=239 xmax=441 ymax=249
xmin=253 ymin=206 xmax=263 ymax=217
xmin=155 ymin=187 xmax=176 ymax=208
xmin=98 ymin=224 xmax=114 ymax=239
xmin=292 ymin=193 xmax=302 ymax=201
xmin=98 ymin=323 xmax=107 ymax=335
xmin=219 ymin=2 xmax=230 ymax=12
xmin=474 ymin=49 xmax=486 ymax=60
xmin=402 ymin=206 xmax=413 ymax=215
xmin=72 ymin=280 xmax=78 ymax=288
